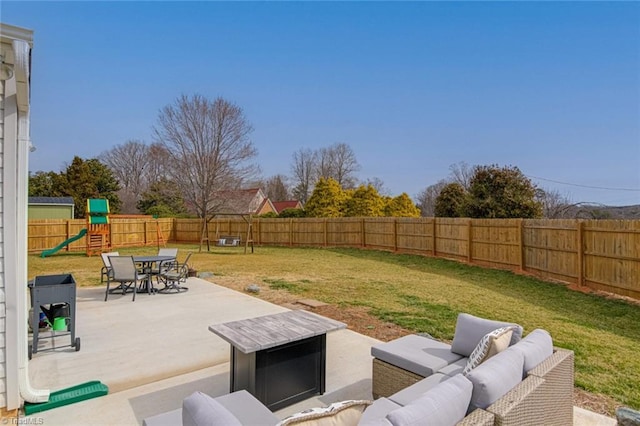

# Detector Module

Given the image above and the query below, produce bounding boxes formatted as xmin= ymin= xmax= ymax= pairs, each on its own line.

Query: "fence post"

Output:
xmin=518 ymin=219 xmax=525 ymax=272
xmin=467 ymin=219 xmax=473 ymax=263
xmin=432 ymin=218 xmax=437 ymax=257
xmin=324 ymin=219 xmax=328 ymax=247
xmin=361 ymin=218 xmax=366 ymax=248
xmin=577 ymin=220 xmax=584 ymax=287
xmin=66 ymin=219 xmax=71 ymax=252
xmin=144 ymin=220 xmax=148 ymax=246
xmin=289 ymin=219 xmax=293 ymax=246
xmin=394 ymin=219 xmax=398 ymax=252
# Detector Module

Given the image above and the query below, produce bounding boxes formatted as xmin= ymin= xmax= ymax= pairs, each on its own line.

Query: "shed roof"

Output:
xmin=28 ymin=197 xmax=75 ymax=205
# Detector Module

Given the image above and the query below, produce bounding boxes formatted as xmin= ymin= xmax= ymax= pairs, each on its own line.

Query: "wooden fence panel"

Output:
xmin=258 ymin=218 xmax=291 ymax=245
xmin=435 ymin=218 xmax=468 ymax=260
xmin=364 ymin=218 xmax=395 ymax=251
xmin=291 ymin=219 xmax=326 ymax=246
xmin=28 ymin=219 xmax=86 ymax=254
xmin=110 ymin=218 xmax=146 ymax=247
xmin=583 ymin=220 xmax=640 ymax=299
xmin=327 ymin=218 xmax=363 ymax=247
xmin=471 ymin=219 xmax=521 ymax=270
xmin=523 ymin=219 xmax=579 ymax=284
xmin=395 ymin=217 xmax=434 ymax=254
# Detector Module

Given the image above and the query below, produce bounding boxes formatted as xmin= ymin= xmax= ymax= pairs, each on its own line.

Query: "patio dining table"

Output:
xmin=132 ymin=255 xmax=176 ymax=294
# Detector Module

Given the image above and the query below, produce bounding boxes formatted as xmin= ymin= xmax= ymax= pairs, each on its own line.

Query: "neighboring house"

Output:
xmin=213 ymin=188 xmax=276 ymax=216
xmin=1 ymin=23 xmax=49 ymax=412
xmin=28 ymin=197 xmax=75 ymax=219
xmin=272 ymin=200 xmax=304 ymax=215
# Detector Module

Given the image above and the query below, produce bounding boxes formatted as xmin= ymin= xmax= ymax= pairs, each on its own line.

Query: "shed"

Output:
xmin=28 ymin=196 xmax=75 ymax=219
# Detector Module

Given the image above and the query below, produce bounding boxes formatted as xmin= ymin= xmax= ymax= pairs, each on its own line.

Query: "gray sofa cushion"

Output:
xmin=215 ymin=390 xmax=279 ymax=425
xmin=437 ymin=357 xmax=468 ymax=377
xmin=358 ymin=398 xmax=399 ymax=426
xmin=182 ymin=392 xmax=242 ymax=426
xmin=509 ymin=329 xmax=553 ymax=376
xmin=465 ymin=346 xmax=525 ymax=411
xmin=451 ymin=313 xmax=523 ymax=357
xmin=371 ymin=334 xmax=463 ymax=377
xmin=388 ymin=373 xmax=450 ymax=406
xmin=386 ymin=374 xmax=473 ymax=426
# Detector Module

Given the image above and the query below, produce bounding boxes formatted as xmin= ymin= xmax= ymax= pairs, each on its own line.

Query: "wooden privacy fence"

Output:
xmin=28 ymin=218 xmax=174 ymax=254
xmin=29 ymin=217 xmax=640 ymax=300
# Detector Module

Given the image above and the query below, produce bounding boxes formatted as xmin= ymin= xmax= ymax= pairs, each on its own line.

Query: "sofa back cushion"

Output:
xmin=182 ymin=391 xmax=242 ymax=426
xmin=464 ymin=347 xmax=525 ymax=411
xmin=462 ymin=326 xmax=514 ymax=374
xmin=509 ymin=329 xmax=554 ymax=377
xmin=451 ymin=313 xmax=523 ymax=357
xmin=385 ymin=374 xmax=473 ymax=426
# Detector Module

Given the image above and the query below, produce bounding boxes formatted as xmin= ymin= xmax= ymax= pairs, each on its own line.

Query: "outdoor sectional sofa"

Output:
xmin=143 ymin=313 xmax=574 ymax=426
xmin=367 ymin=313 xmax=575 ymax=425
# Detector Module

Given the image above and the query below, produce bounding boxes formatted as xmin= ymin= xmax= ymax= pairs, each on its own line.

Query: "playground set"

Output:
xmin=40 ymin=199 xmax=164 ymax=257
xmin=41 ymin=199 xmax=111 ymax=257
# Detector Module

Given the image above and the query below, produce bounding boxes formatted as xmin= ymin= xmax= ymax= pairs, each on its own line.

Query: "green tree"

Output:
xmin=384 ymin=193 xmax=421 ymax=217
xmin=435 ymin=183 xmax=467 ymax=217
xmin=29 ymin=171 xmax=66 ymax=197
xmin=278 ymin=208 xmax=305 ymax=218
xmin=344 ymin=184 xmax=385 ymax=217
xmin=30 ymin=157 xmax=121 ymax=218
xmin=304 ymin=177 xmax=347 ymax=217
xmin=137 ymin=178 xmax=188 ymax=217
xmin=465 ymin=165 xmax=542 ymax=218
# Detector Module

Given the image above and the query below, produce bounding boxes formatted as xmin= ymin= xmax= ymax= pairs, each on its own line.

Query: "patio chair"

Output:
xmin=158 ymin=252 xmax=192 ymax=293
xmin=149 ymin=247 xmax=179 ymax=280
xmin=106 ymin=255 xmax=148 ymax=302
xmin=100 ymin=251 xmax=119 ymax=283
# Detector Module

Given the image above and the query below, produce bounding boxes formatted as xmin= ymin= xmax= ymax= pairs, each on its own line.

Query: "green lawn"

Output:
xmin=28 ymin=244 xmax=640 ymax=411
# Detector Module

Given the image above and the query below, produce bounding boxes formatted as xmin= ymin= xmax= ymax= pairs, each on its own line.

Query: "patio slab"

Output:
xmin=22 ymin=277 xmax=616 ymax=425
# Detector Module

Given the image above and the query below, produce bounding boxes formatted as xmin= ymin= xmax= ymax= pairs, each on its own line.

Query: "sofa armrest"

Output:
xmin=457 ymin=408 xmax=494 ymax=426
xmin=527 ymin=348 xmax=574 ymax=425
xmin=528 ymin=348 xmax=574 ymax=381
xmin=486 ymin=375 xmax=547 ymax=425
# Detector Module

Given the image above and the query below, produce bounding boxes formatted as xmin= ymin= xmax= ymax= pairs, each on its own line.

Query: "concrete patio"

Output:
xmin=21 ymin=277 xmax=615 ymax=425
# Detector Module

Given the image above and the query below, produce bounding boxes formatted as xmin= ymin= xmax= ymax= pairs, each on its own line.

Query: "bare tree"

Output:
xmin=416 ymin=180 xmax=448 ymax=217
xmin=144 ymin=143 xmax=172 ymax=184
xmin=448 ymin=161 xmax=474 ymax=190
xmin=262 ymin=174 xmax=290 ymax=202
xmin=328 ymin=142 xmax=360 ymax=189
xmin=153 ymin=95 xmax=258 ymax=220
xmin=290 ymin=148 xmax=318 ymax=204
xmin=99 ymin=140 xmax=151 ymax=213
xmin=316 ymin=146 xmax=335 ymax=181
xmin=536 ymin=188 xmax=573 ymax=218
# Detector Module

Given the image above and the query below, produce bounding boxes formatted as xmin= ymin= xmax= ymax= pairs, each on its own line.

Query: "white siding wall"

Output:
xmin=0 ymin=75 xmax=7 ymax=408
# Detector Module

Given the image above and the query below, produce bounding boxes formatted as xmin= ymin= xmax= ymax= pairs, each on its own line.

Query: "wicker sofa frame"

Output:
xmin=372 ymin=347 xmax=574 ymax=426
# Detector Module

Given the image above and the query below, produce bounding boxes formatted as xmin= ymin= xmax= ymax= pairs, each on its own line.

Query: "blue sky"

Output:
xmin=3 ymin=1 xmax=639 ymax=206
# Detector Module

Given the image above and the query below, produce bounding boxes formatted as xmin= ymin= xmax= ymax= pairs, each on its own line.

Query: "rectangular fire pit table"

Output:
xmin=209 ymin=309 xmax=346 ymax=411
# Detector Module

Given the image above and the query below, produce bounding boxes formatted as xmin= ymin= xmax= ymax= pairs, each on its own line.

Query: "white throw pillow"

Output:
xmin=463 ymin=326 xmax=514 ymax=375
xmin=278 ymin=400 xmax=372 ymax=426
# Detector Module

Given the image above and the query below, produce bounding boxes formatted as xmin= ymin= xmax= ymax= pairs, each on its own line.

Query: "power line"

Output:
xmin=527 ymin=175 xmax=640 ymax=192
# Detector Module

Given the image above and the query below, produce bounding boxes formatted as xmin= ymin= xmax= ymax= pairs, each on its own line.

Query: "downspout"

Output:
xmin=4 ymin=38 xmax=50 ymax=405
